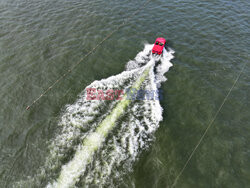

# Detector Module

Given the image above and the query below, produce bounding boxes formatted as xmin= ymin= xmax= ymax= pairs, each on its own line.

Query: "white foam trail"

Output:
xmin=126 ymin=44 xmax=153 ymax=71
xmin=16 ymin=44 xmax=174 ymax=188
xmin=50 ymin=62 xmax=153 ymax=188
xmin=155 ymin=47 xmax=174 ymax=87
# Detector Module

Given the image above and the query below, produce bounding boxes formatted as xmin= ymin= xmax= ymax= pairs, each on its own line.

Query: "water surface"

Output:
xmin=0 ymin=0 xmax=249 ymax=187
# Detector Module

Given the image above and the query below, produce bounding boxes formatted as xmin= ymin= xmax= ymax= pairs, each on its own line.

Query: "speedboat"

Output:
xmin=152 ymin=37 xmax=166 ymax=55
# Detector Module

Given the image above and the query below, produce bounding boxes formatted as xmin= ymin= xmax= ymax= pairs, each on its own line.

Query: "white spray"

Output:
xmin=17 ymin=44 xmax=174 ymax=188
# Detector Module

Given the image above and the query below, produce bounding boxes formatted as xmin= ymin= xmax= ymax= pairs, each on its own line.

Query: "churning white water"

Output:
xmin=18 ymin=44 xmax=174 ymax=188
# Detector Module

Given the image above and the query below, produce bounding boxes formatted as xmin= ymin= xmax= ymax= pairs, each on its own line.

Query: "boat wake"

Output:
xmin=16 ymin=44 xmax=174 ymax=188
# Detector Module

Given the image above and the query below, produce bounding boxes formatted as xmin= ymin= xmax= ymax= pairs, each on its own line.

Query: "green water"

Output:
xmin=0 ymin=0 xmax=249 ymax=187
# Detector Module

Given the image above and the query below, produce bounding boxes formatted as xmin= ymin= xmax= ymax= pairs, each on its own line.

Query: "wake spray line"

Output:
xmin=52 ymin=61 xmax=154 ymax=188
xmin=171 ymin=62 xmax=247 ymax=188
xmin=26 ymin=0 xmax=151 ymax=110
